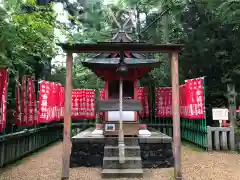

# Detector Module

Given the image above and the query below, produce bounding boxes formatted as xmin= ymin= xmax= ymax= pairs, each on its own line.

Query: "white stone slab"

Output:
xmin=91 ymin=129 xmax=103 ymax=136
xmin=139 ymin=129 xmax=151 ymax=137
xmin=108 ymin=111 xmax=135 ymax=121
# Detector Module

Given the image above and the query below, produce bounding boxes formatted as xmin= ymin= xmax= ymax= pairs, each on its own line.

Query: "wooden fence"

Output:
xmin=0 ymin=123 xmax=89 ymax=167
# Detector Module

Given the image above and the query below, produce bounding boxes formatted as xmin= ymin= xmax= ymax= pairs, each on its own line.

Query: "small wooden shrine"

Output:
xmin=81 ymin=31 xmax=160 ymax=136
xmin=58 ymin=12 xmax=183 ymax=179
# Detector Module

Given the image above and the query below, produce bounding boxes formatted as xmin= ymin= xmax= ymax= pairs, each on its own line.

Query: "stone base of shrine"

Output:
xmin=69 ymin=127 xmax=174 ymax=168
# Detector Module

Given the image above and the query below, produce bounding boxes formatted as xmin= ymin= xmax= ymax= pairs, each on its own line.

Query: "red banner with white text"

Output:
xmin=21 ymin=76 xmax=28 ymax=125
xmin=38 ymin=81 xmax=96 ymax=123
xmin=156 ymin=77 xmax=205 ymax=119
xmin=155 ymin=87 xmax=172 ymax=118
xmin=16 ymin=81 xmax=21 ymax=125
xmin=27 ymin=77 xmax=35 ymax=125
xmin=16 ymin=76 xmax=36 ymax=126
xmin=0 ymin=68 xmax=8 ymax=133
xmin=59 ymin=87 xmax=64 ymax=119
xmin=72 ymin=89 xmax=95 ymax=119
xmin=32 ymin=78 xmax=37 ymax=123
xmin=98 ymin=89 xmax=105 ymax=119
xmin=38 ymin=81 xmax=62 ymax=123
xmin=38 ymin=80 xmax=51 ymax=123
xmin=137 ymin=87 xmax=149 ymax=118
xmin=184 ymin=77 xmax=205 ymax=119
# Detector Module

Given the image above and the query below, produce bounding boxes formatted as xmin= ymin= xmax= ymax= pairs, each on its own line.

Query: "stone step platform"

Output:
xmin=102 ymin=169 xmax=143 ymax=178
xmin=103 ymin=156 xmax=142 ymax=169
xmin=70 ymin=127 xmax=174 ymax=171
xmin=104 ymin=145 xmax=141 ymax=157
xmin=105 ymin=137 xmax=139 ymax=146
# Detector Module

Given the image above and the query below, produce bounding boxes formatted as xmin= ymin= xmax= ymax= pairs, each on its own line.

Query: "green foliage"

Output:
xmin=50 ymin=1 xmax=111 ymax=90
xmin=0 ymin=0 xmax=55 ymax=72
xmin=53 ymin=0 xmax=239 ymax=100
xmin=0 ymin=0 xmax=56 ymax=110
xmin=177 ymin=1 xmax=239 ymax=103
xmin=1 ymin=0 xmax=239 ymax=109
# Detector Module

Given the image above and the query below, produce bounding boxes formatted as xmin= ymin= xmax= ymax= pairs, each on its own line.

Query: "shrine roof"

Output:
xmin=93 ymin=52 xmax=146 ymax=58
xmin=58 ymin=42 xmax=183 ymax=53
xmin=81 ymin=57 xmax=161 ymax=68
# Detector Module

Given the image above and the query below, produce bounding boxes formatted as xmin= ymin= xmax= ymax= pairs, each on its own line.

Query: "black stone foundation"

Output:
xmin=70 ymin=142 xmax=104 ymax=168
xmin=140 ymin=142 xmax=173 ymax=168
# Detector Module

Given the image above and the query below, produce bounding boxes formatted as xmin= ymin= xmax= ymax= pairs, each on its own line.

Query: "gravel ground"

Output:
xmin=0 ymin=142 xmax=240 ymax=180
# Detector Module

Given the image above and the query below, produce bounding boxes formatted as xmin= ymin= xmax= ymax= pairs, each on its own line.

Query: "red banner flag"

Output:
xmin=85 ymin=89 xmax=95 ymax=119
xmin=71 ymin=89 xmax=95 ymax=119
xmin=16 ymin=81 xmax=21 ymax=125
xmin=137 ymin=87 xmax=149 ymax=118
xmin=155 ymin=87 xmax=172 ymax=118
xmin=38 ymin=81 xmax=50 ymax=123
xmin=0 ymin=68 xmax=8 ymax=133
xmin=98 ymin=89 xmax=105 ymax=119
xmin=27 ymin=77 xmax=34 ymax=126
xmin=72 ymin=89 xmax=78 ymax=119
xmin=60 ymin=86 xmax=64 ymax=119
xmin=37 ymin=80 xmax=64 ymax=123
xmin=55 ymin=83 xmax=61 ymax=121
xmin=185 ymin=77 xmax=205 ymax=119
xmin=0 ymin=69 xmax=7 ymax=105
xmin=48 ymin=82 xmax=53 ymax=122
xmin=21 ymin=76 xmax=27 ymax=125
xmin=156 ymin=77 xmax=205 ymax=120
xmin=32 ymin=77 xmax=37 ymax=124
xmin=180 ymin=84 xmax=187 ymax=118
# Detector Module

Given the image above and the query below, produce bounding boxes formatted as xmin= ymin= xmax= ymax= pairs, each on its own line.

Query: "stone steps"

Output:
xmin=102 ymin=169 xmax=143 ymax=178
xmin=105 ymin=137 xmax=139 ymax=146
xmin=102 ymin=138 xmax=143 ymax=178
xmin=104 ymin=145 xmax=141 ymax=157
xmin=103 ymin=156 xmax=142 ymax=169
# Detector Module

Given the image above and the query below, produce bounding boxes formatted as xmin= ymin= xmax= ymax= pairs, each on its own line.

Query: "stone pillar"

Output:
xmin=227 ymin=83 xmax=237 ymax=129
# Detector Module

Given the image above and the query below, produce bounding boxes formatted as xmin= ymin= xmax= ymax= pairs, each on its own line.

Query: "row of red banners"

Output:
xmin=16 ymin=76 xmax=38 ymax=126
xmin=155 ymin=77 xmax=205 ymax=119
xmin=20 ymin=80 xmax=96 ymax=125
xmin=0 ymin=69 xmax=8 ymax=133
xmin=1 ymin=75 xmax=206 ymax=131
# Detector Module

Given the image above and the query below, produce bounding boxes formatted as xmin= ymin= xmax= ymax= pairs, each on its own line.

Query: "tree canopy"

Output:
xmin=1 ymin=0 xmax=240 ymax=108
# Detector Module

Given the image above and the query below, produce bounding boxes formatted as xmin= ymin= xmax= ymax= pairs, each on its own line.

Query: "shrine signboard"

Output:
xmin=212 ymin=108 xmax=228 ymax=121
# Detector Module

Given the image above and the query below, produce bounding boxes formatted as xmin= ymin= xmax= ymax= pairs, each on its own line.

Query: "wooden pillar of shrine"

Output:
xmin=62 ymin=52 xmax=73 ymax=180
xmin=170 ymin=51 xmax=182 ymax=180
